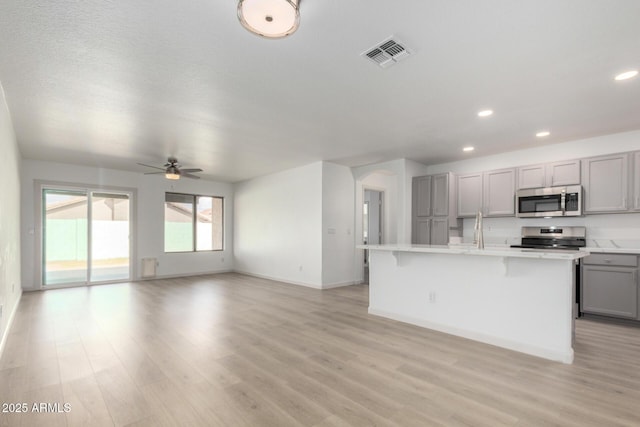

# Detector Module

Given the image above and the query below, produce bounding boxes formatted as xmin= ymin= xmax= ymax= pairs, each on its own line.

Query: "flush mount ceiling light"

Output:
xmin=614 ymin=70 xmax=638 ymax=81
xmin=536 ymin=131 xmax=551 ymax=138
xmin=238 ymin=0 xmax=300 ymax=38
xmin=477 ymin=109 xmax=494 ymax=117
xmin=463 ymin=146 xmax=475 ymax=152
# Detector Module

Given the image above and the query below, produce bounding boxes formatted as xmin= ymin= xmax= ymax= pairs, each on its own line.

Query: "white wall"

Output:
xmin=424 ymin=130 xmax=640 ymax=247
xmin=321 ymin=162 xmax=356 ymax=287
xmin=20 ymin=160 xmax=234 ymax=290
xmin=233 ymin=162 xmax=323 ymax=287
xmin=0 ymin=83 xmax=22 ymax=353
xmin=426 ymin=129 xmax=640 ymax=175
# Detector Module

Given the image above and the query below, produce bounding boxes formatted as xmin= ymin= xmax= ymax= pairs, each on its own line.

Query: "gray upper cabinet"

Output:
xmin=431 ymin=173 xmax=450 ymax=216
xmin=456 ymin=173 xmax=483 ymax=217
xmin=517 ymin=164 xmax=546 ymax=189
xmin=547 ymin=159 xmax=581 ymax=187
xmin=633 ymin=151 xmax=640 ymax=211
xmin=414 ymin=175 xmax=432 ymax=217
xmin=483 ymin=168 xmax=516 ymax=217
xmin=582 ymin=153 xmax=629 ymax=213
xmin=517 ymin=160 xmax=580 ymax=189
xmin=457 ymin=169 xmax=515 ymax=217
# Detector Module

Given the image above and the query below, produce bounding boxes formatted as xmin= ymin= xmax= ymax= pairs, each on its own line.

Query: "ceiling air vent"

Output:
xmin=362 ymin=37 xmax=412 ymax=69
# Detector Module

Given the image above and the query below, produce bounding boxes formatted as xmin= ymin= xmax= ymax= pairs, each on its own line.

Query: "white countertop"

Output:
xmin=582 ymin=247 xmax=640 ymax=255
xmin=358 ymin=244 xmax=588 ymax=260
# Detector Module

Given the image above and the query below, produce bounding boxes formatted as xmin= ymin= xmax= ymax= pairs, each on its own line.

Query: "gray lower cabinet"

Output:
xmin=431 ymin=218 xmax=449 ymax=245
xmin=581 ymin=253 xmax=638 ymax=319
xmin=414 ymin=218 xmax=431 ymax=244
xmin=413 ymin=218 xmax=450 ymax=245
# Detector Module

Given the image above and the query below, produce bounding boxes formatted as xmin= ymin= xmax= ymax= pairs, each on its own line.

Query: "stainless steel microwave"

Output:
xmin=516 ymin=185 xmax=582 ymax=218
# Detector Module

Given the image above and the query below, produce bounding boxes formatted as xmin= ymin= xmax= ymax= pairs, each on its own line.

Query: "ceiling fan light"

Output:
xmin=238 ymin=0 xmax=300 ymax=38
xmin=165 ymin=165 xmax=181 ymax=180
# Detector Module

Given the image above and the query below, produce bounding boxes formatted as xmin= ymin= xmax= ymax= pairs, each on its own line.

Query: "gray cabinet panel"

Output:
xmin=517 ymin=160 xmax=580 ymax=190
xmin=457 ymin=173 xmax=483 ymax=217
xmin=582 ymin=153 xmax=629 ymax=213
xmin=483 ymin=168 xmax=515 ymax=216
xmin=583 ymin=253 xmax=638 ymax=267
xmin=414 ymin=176 xmax=431 ymax=217
xmin=431 ymin=218 xmax=449 ymax=245
xmin=582 ymin=265 xmax=638 ymax=319
xmin=547 ymin=160 xmax=580 ymax=187
xmin=414 ymin=218 xmax=431 ymax=245
xmin=517 ymin=164 xmax=546 ymax=189
xmin=432 ymin=174 xmax=449 ymax=216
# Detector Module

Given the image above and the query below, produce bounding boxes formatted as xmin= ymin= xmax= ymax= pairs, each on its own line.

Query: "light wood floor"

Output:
xmin=1 ymin=273 xmax=640 ymax=427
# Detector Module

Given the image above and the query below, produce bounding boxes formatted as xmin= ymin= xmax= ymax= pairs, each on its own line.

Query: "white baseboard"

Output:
xmin=232 ymin=269 xmax=323 ymax=289
xmin=232 ymin=270 xmax=362 ymax=290
xmin=321 ymin=280 xmax=360 ymax=289
xmin=137 ymin=268 xmax=234 ymax=282
xmin=0 ymin=290 xmax=22 ymax=360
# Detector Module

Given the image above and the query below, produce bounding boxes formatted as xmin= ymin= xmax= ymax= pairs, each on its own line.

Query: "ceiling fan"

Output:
xmin=138 ymin=157 xmax=203 ymax=180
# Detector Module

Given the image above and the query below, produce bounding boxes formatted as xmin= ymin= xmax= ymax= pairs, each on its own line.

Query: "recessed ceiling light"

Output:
xmin=536 ymin=131 xmax=550 ymax=138
xmin=614 ymin=70 xmax=638 ymax=81
xmin=463 ymin=146 xmax=475 ymax=152
xmin=477 ymin=109 xmax=493 ymax=117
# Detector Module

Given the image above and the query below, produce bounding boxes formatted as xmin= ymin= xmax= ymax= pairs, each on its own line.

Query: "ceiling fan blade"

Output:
xmin=182 ymin=173 xmax=201 ymax=179
xmin=137 ymin=162 xmax=166 ymax=171
xmin=143 ymin=171 xmax=166 ymax=175
xmin=180 ymin=168 xmax=203 ymax=173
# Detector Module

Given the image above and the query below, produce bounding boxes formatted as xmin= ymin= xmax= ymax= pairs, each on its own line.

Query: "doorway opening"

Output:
xmin=363 ymin=189 xmax=383 ymax=284
xmin=42 ymin=186 xmax=133 ymax=287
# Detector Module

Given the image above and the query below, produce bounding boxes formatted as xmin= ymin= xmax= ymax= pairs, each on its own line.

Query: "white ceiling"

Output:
xmin=1 ymin=1 xmax=639 ymax=182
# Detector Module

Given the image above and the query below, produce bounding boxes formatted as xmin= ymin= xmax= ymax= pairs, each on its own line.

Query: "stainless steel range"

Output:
xmin=510 ymin=226 xmax=586 ymax=251
xmin=511 ymin=226 xmax=586 ymax=317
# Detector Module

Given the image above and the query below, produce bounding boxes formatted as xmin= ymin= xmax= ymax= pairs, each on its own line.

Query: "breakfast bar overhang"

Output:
xmin=359 ymin=244 xmax=589 ymax=364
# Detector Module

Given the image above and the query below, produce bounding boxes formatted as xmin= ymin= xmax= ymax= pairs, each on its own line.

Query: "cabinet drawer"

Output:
xmin=583 ymin=253 xmax=638 ymax=267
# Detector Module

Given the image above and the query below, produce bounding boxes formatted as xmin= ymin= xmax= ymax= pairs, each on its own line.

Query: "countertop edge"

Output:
xmin=357 ymin=244 xmax=588 ymax=260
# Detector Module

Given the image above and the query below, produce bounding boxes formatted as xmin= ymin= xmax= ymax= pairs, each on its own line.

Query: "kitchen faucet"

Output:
xmin=474 ymin=211 xmax=484 ymax=249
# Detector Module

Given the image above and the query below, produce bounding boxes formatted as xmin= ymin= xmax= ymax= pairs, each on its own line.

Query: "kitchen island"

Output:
xmin=359 ymin=244 xmax=588 ymax=363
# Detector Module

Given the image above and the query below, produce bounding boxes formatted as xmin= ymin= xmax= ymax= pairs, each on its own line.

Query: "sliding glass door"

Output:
xmin=43 ymin=187 xmax=131 ymax=286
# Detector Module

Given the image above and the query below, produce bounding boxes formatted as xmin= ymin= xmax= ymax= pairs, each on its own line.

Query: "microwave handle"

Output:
xmin=560 ymin=192 xmax=566 ymax=215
